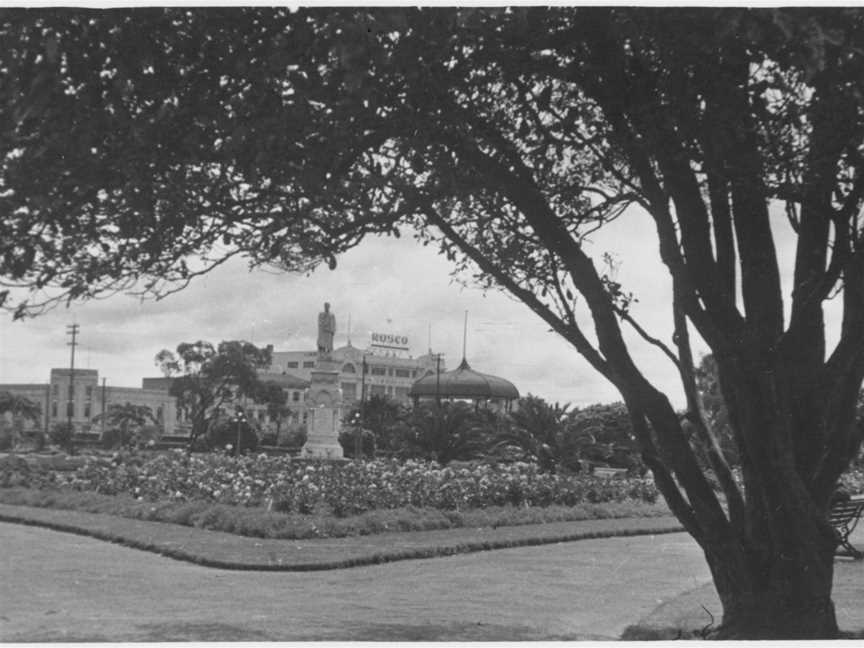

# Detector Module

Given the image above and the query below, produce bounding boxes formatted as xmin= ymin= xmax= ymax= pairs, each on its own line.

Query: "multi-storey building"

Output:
xmin=267 ymin=342 xmax=444 ymax=405
xmin=0 ymin=369 xmax=178 ymax=435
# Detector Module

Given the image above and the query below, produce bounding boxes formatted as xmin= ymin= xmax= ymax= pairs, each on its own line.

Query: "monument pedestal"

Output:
xmin=301 ymin=359 xmax=345 ymax=460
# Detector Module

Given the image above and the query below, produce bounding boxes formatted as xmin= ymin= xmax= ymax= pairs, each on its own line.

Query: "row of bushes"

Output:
xmin=3 ymin=451 xmax=660 ymax=517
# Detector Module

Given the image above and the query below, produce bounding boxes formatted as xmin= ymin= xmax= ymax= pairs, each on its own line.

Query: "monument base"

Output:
xmin=299 ymin=442 xmax=345 ymax=460
xmin=302 ymin=358 xmax=344 ymax=460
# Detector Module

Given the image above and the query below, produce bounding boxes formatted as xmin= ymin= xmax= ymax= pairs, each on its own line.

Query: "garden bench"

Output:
xmin=830 ymin=495 xmax=864 ymax=559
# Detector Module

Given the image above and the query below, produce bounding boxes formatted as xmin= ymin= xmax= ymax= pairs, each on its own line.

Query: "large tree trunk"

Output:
xmin=699 ymin=361 xmax=844 ymax=638
xmin=704 ymin=515 xmax=838 ymax=639
xmin=628 ymin=351 xmax=852 ymax=639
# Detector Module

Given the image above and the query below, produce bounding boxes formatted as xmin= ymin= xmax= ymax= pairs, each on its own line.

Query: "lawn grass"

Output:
xmin=0 ymin=486 xmax=670 ymax=540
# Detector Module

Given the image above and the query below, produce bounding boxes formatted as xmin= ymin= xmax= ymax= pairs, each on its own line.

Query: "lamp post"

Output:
xmin=234 ymin=405 xmax=246 ymax=456
xmin=351 ymin=411 xmax=362 ymax=460
xmin=434 ymin=353 xmax=444 ymax=443
xmin=357 ymin=354 xmax=368 ymax=459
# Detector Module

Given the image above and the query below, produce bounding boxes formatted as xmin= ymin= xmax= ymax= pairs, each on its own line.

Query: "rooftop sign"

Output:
xmin=370 ymin=332 xmax=409 ymax=351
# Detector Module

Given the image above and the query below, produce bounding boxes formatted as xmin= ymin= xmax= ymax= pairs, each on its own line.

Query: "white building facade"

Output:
xmin=0 ymin=368 xmax=178 ymax=436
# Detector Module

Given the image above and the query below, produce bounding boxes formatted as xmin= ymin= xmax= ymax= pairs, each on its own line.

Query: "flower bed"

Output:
xmin=2 ymin=451 xmax=659 ymax=517
xmin=840 ymin=467 xmax=864 ymax=494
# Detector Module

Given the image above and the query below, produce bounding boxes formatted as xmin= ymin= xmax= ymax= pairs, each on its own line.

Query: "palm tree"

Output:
xmin=406 ymin=401 xmax=493 ymax=465
xmin=495 ymin=395 xmax=573 ymax=471
xmin=94 ymin=402 xmax=157 ymax=447
xmin=348 ymin=395 xmax=410 ymax=455
xmin=0 ymin=392 xmax=42 ymax=447
xmin=565 ymin=402 xmax=643 ymax=472
xmin=0 ymin=391 xmax=41 ymax=418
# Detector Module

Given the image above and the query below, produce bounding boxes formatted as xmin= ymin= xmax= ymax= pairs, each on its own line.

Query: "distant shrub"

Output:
xmin=207 ymin=419 xmax=259 ymax=455
xmin=277 ymin=425 xmax=306 ymax=448
xmin=101 ymin=427 xmax=132 ymax=450
xmin=49 ymin=422 xmax=74 ymax=449
xmin=338 ymin=426 xmax=376 ymax=458
xmin=0 ymin=426 xmax=13 ymax=451
xmin=27 ymin=430 xmax=46 ymax=451
xmin=840 ymin=467 xmax=864 ymax=494
xmin=0 ymin=455 xmax=56 ymax=488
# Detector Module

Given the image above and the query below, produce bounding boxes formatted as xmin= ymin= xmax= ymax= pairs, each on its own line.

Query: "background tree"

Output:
xmin=0 ymin=391 xmax=42 ymax=448
xmin=405 ymin=402 xmax=494 ymax=465
xmin=155 ymin=340 xmax=272 ymax=449
xmin=254 ymin=381 xmax=291 ymax=445
xmin=4 ymin=8 xmax=864 ymax=637
xmin=494 ymin=395 xmax=573 ymax=472
xmin=343 ymin=395 xmax=410 ymax=456
xmin=495 ymin=398 xmax=641 ymax=473
xmin=206 ymin=412 xmax=259 ymax=456
xmin=93 ymin=402 xmax=157 ymax=449
xmin=48 ymin=422 xmax=73 ymax=452
xmin=693 ymin=355 xmax=740 ymax=467
xmin=567 ymin=402 xmax=643 ymax=473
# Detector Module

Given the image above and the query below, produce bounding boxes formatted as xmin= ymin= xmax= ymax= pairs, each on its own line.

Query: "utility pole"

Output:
xmin=66 ymin=324 xmax=79 ymax=452
xmin=435 ymin=353 xmax=443 ymax=406
xmin=100 ymin=377 xmax=107 ymax=438
xmin=435 ymin=352 xmax=444 ymax=445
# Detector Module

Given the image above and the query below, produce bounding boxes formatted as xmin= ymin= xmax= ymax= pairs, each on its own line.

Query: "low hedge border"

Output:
xmin=0 ymin=503 xmax=683 ymax=572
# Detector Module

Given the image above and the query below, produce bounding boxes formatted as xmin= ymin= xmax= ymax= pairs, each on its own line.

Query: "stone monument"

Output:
xmin=302 ymin=302 xmax=344 ymax=459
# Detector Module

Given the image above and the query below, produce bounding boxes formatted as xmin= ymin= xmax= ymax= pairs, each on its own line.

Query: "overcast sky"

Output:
xmin=0 ymin=207 xmax=829 ymax=410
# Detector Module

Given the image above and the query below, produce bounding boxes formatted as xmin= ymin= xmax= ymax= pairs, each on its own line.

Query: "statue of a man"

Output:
xmin=317 ymin=302 xmax=336 ymax=355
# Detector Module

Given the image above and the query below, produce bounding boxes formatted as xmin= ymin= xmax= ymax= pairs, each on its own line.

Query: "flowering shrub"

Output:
xmin=39 ymin=451 xmax=660 ymax=516
xmin=0 ymin=455 xmax=58 ymax=488
xmin=840 ymin=467 xmax=864 ymax=495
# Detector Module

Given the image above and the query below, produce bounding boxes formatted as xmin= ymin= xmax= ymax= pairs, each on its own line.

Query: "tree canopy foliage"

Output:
xmin=4 ymin=7 xmax=864 ymax=637
xmin=0 ymin=391 xmax=41 ymax=423
xmin=93 ymin=401 xmax=158 ymax=448
xmin=155 ymin=339 xmax=273 ymax=445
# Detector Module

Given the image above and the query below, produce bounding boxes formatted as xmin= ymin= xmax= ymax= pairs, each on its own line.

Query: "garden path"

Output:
xmin=1 ymin=520 xmax=710 ymax=641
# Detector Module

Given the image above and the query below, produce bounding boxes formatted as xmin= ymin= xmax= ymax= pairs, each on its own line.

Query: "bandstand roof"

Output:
xmin=409 ymin=358 xmax=519 ymax=401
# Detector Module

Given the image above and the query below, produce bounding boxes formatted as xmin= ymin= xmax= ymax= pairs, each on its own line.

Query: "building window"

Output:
xmin=51 ymin=401 xmax=57 ymax=418
xmin=302 ymin=412 xmax=308 ymax=423
xmin=84 ymin=403 xmax=91 ymax=419
xmin=343 ymin=363 xmax=356 ymax=374
xmin=370 ymin=366 xmax=386 ymax=376
xmin=303 ymin=361 xmax=315 ymax=368
xmin=387 ymin=368 xmax=394 ymax=376
xmin=395 ymin=387 xmax=410 ymax=400
xmin=370 ymin=385 xmax=386 ymax=396
xmin=85 ymin=385 xmax=93 ymax=400
xmin=341 ymin=382 xmax=357 ymax=401
xmin=395 ymin=369 xmax=410 ymax=378
xmin=286 ymin=361 xmax=299 ymax=369
xmin=52 ymin=383 xmax=59 ymax=397
xmin=292 ymin=391 xmax=300 ymax=402
xmin=66 ymin=402 xmax=74 ymax=418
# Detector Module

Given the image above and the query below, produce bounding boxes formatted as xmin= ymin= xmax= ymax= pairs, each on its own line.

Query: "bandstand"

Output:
xmin=409 ymin=358 xmax=519 ymax=413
